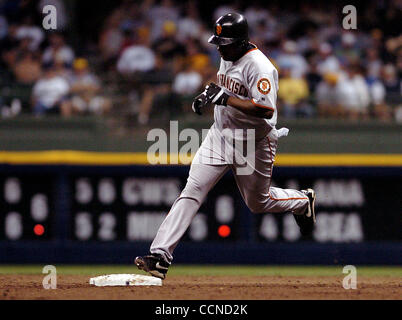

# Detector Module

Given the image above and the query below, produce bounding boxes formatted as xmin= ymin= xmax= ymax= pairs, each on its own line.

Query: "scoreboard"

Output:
xmin=1 ymin=167 xmax=401 ymax=244
xmin=70 ymin=174 xmax=243 ymax=242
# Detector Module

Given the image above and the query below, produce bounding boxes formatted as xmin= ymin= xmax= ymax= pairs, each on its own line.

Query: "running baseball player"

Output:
xmin=135 ymin=13 xmax=316 ymax=279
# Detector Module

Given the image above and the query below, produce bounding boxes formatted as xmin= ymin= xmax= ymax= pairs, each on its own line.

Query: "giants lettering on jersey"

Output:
xmin=217 ymin=74 xmax=248 ymax=98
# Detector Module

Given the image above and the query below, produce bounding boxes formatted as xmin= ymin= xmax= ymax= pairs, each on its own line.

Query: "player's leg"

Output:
xmin=150 ymin=159 xmax=229 ymax=261
xmin=232 ymin=131 xmax=315 ymax=233
xmin=135 ymin=127 xmax=229 ymax=278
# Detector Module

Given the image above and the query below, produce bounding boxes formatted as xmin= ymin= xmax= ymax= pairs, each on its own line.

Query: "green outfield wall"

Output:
xmin=1 ymin=116 xmax=401 ymax=154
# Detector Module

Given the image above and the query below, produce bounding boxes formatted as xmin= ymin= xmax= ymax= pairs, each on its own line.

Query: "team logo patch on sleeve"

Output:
xmin=257 ymin=78 xmax=271 ymax=94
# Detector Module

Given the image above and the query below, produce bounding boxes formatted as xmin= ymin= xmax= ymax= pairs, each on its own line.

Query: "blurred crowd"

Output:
xmin=0 ymin=0 xmax=112 ymax=118
xmin=0 ymin=0 xmax=401 ymax=123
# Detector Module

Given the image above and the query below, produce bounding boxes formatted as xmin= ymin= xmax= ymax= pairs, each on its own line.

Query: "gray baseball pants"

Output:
xmin=150 ymin=125 xmax=309 ymax=263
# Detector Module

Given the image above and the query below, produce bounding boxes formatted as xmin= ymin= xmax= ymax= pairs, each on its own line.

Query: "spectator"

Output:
xmin=278 ymin=65 xmax=312 ymax=118
xmin=31 ymin=62 xmax=71 ymax=116
xmin=13 ymin=51 xmax=42 ymax=84
xmin=305 ymin=56 xmax=323 ymax=95
xmin=120 ymin=1 xmax=149 ymax=32
xmin=381 ymin=64 xmax=400 ymax=97
xmin=365 ymin=47 xmax=383 ymax=80
xmin=184 ymin=38 xmax=210 ymax=72
xmin=252 ymin=19 xmax=276 ymax=44
xmin=1 ymin=24 xmax=32 ymax=70
xmin=15 ymin=15 xmax=44 ymax=51
xmin=177 ymin=1 xmax=202 ymax=42
xmin=337 ymin=64 xmax=371 ymax=120
xmin=2 ymin=34 xmax=30 ymax=72
xmin=295 ymin=22 xmax=320 ymax=55
xmin=381 ymin=63 xmax=402 ymax=120
xmin=367 ymin=76 xmax=392 ymax=121
xmin=69 ymin=58 xmax=112 ymax=115
xmin=137 ymin=54 xmax=175 ymax=124
xmin=172 ymin=61 xmax=202 ymax=96
xmin=276 ymin=40 xmax=309 ymax=78
xmin=53 ymin=54 xmax=73 ymax=80
xmin=42 ymin=32 xmax=75 ymax=67
xmin=118 ymin=27 xmax=137 ymax=56
xmin=147 ymin=0 xmax=180 ymax=41
xmin=316 ymin=72 xmax=342 ymax=118
xmin=316 ymin=43 xmax=340 ymax=75
xmin=334 ymin=32 xmax=361 ymax=66
xmin=152 ymin=21 xmax=185 ymax=62
xmin=99 ymin=10 xmax=124 ymax=67
xmin=244 ymin=2 xmax=274 ymax=34
xmin=117 ymin=28 xmax=156 ymax=75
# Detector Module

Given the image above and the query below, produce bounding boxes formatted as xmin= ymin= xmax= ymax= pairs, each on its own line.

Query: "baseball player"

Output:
xmin=135 ymin=13 xmax=316 ymax=279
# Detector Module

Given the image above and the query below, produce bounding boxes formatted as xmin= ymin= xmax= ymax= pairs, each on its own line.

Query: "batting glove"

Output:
xmin=192 ymin=91 xmax=207 ymax=115
xmin=205 ymin=83 xmax=230 ymax=106
xmin=192 ymin=83 xmax=229 ymax=115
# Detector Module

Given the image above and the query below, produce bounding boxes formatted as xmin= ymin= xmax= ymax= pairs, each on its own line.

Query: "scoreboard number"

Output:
xmin=75 ymin=178 xmax=93 ymax=204
xmin=98 ymin=179 xmax=116 ymax=204
xmin=31 ymin=194 xmax=48 ymax=222
xmin=5 ymin=178 xmax=22 ymax=203
xmin=98 ymin=212 xmax=116 ymax=241
xmin=1 ymin=176 xmax=53 ymax=240
xmin=75 ymin=212 xmax=93 ymax=240
xmin=5 ymin=212 xmax=23 ymax=240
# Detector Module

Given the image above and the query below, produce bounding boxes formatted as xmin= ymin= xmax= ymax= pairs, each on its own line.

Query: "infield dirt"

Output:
xmin=0 ymin=274 xmax=400 ymax=300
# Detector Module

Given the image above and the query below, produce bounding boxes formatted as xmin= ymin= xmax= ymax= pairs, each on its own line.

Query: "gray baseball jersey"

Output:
xmin=150 ymin=46 xmax=309 ymax=263
xmin=215 ymin=46 xmax=278 ymax=140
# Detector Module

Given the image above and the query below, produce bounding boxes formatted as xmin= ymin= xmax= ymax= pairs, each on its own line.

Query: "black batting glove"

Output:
xmin=192 ymin=90 xmax=207 ymax=115
xmin=205 ymin=83 xmax=230 ymax=106
xmin=192 ymin=83 xmax=229 ymax=115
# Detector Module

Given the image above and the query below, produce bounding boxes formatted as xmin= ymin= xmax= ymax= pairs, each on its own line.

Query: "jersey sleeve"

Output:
xmin=247 ymin=67 xmax=278 ymax=111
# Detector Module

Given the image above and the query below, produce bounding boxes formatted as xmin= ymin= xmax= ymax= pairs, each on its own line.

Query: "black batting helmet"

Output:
xmin=208 ymin=12 xmax=249 ymax=46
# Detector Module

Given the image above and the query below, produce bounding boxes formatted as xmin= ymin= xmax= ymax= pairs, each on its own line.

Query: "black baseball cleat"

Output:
xmin=134 ymin=254 xmax=170 ymax=280
xmin=293 ymin=188 xmax=316 ymax=236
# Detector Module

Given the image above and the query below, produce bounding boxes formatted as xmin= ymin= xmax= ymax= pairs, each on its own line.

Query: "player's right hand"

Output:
xmin=192 ymin=97 xmax=203 ymax=115
xmin=192 ymin=88 xmax=208 ymax=115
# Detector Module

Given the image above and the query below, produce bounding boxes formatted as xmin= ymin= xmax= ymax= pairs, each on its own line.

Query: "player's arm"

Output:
xmin=226 ymin=96 xmax=274 ymax=119
xmin=192 ymin=83 xmax=273 ymax=119
xmin=232 ymin=69 xmax=279 ymax=119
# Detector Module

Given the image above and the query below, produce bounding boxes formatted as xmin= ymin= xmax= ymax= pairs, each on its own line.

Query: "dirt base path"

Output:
xmin=0 ymin=275 xmax=400 ymax=300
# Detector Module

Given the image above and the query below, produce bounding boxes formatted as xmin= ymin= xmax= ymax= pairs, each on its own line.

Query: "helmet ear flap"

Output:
xmin=240 ymin=39 xmax=248 ymax=48
xmin=233 ymin=39 xmax=249 ymax=51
